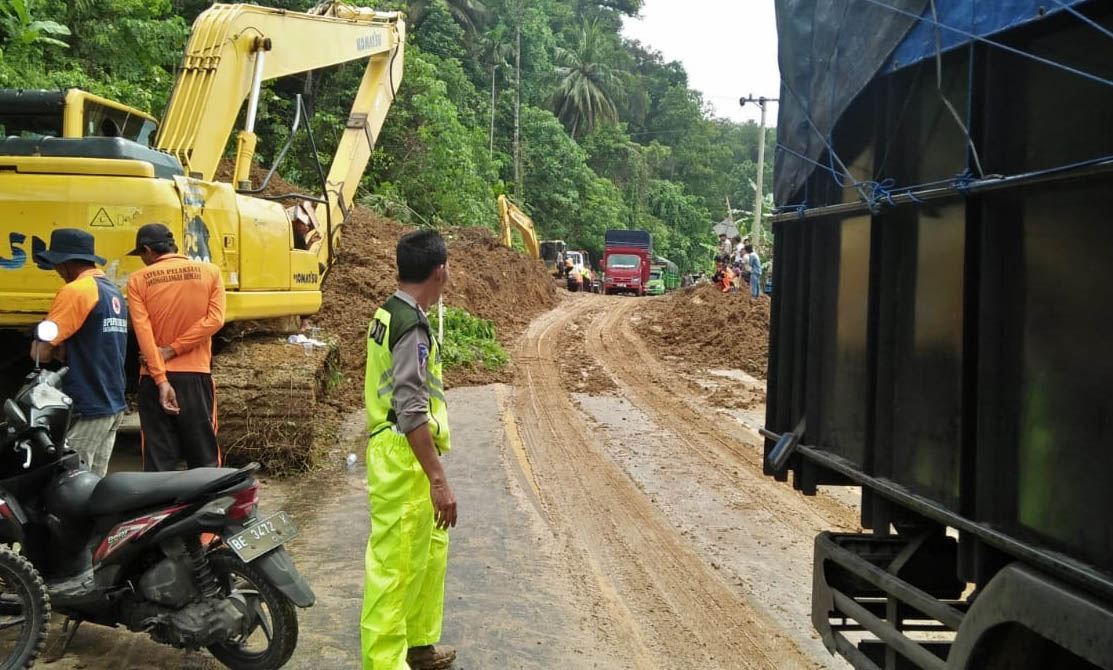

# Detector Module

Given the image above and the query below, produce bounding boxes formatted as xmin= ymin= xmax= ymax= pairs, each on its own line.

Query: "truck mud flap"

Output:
xmin=255 ymin=545 xmax=316 ymax=608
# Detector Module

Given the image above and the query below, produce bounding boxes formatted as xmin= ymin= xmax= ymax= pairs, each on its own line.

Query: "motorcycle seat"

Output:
xmin=88 ymin=468 xmax=242 ymax=517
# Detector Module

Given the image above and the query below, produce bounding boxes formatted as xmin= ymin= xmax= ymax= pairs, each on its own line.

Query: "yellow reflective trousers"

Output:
xmin=361 ymin=430 xmax=449 ymax=670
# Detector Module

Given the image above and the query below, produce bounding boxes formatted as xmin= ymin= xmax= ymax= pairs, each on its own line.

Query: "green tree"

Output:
xmin=0 ymin=0 xmax=776 ymax=269
xmin=0 ymin=0 xmax=69 ymax=49
xmin=362 ymin=47 xmax=499 ymax=229
xmin=0 ymin=0 xmax=186 ymax=114
xmin=581 ymin=122 xmax=647 ymax=225
xmin=646 ymin=179 xmax=713 ymax=272
xmin=408 ymin=0 xmax=489 ymax=36
xmin=476 ymin=23 xmax=514 ymax=155
xmin=548 ymin=19 xmax=623 ymax=138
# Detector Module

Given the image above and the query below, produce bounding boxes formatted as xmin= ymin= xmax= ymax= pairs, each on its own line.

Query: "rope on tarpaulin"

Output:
xmin=1047 ymin=0 xmax=1113 ymax=42
xmin=856 ymin=0 xmax=1113 ymax=90
xmin=776 ymin=0 xmax=1113 ymax=218
xmin=929 ymin=0 xmax=985 ymax=178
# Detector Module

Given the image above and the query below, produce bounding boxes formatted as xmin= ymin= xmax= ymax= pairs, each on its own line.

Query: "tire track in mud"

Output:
xmin=511 ymin=295 xmax=818 ymax=670
xmin=587 ymin=297 xmax=860 ymax=536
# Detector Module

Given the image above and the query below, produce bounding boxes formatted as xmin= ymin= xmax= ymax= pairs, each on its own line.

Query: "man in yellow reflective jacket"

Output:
xmin=362 ymin=229 xmax=457 ymax=670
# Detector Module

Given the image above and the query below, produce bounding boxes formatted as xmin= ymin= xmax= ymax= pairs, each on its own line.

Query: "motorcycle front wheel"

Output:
xmin=0 ymin=545 xmax=50 ymax=670
xmin=206 ymin=548 xmax=299 ymax=670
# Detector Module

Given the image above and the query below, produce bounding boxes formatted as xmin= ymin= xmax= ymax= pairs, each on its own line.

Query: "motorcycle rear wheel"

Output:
xmin=206 ymin=548 xmax=298 ymax=670
xmin=0 ymin=545 xmax=50 ymax=670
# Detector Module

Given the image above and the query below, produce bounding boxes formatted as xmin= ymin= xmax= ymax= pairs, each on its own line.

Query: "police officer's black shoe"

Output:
xmin=407 ymin=644 xmax=456 ymax=669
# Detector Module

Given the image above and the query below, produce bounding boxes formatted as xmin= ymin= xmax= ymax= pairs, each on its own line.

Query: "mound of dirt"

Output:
xmin=210 ymin=162 xmax=559 ymax=471
xmin=214 ymin=338 xmax=339 ymax=474
xmin=635 ymin=285 xmax=770 ymax=380
xmin=310 ymin=219 xmax=559 ymax=407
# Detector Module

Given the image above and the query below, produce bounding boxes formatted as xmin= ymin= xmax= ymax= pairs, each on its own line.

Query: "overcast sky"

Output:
xmin=621 ymin=0 xmax=780 ymax=126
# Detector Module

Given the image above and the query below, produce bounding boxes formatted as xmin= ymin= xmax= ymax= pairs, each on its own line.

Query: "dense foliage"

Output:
xmin=0 ymin=0 xmax=776 ymax=271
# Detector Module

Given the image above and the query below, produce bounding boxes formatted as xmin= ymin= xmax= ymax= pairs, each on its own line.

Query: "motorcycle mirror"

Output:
xmin=3 ymin=399 xmax=28 ymax=430
xmin=35 ymin=320 xmax=59 ymax=343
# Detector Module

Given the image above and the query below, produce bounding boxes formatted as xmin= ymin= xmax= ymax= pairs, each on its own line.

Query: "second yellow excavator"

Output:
xmin=497 ymin=194 xmax=540 ymax=259
xmin=498 ymin=195 xmax=573 ymax=275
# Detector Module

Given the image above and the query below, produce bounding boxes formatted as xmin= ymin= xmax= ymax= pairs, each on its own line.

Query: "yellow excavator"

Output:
xmin=497 ymin=194 xmax=540 ymax=259
xmin=497 ymin=195 xmax=571 ymax=275
xmin=0 ymin=3 xmax=404 ymax=395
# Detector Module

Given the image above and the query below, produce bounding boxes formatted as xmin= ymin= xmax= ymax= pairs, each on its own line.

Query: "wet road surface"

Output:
xmin=41 ymin=385 xmax=608 ymax=669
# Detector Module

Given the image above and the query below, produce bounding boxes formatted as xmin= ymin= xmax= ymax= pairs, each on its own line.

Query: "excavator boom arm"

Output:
xmin=498 ymin=194 xmax=540 ymax=259
xmin=157 ymin=2 xmax=405 ymax=242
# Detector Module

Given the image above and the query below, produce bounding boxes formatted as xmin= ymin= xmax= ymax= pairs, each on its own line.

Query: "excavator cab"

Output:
xmin=539 ymin=239 xmax=566 ymax=274
xmin=0 ymin=88 xmax=159 ymax=145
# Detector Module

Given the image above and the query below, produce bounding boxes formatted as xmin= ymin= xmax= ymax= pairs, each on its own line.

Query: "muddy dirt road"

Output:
xmin=40 ymin=386 xmax=605 ymax=670
xmin=507 ymin=293 xmax=860 ymax=669
xmin=35 ymin=291 xmax=860 ymax=669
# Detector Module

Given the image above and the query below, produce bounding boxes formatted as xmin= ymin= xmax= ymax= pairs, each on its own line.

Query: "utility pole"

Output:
xmin=725 ymin=193 xmax=735 ymax=237
xmin=489 ymin=60 xmax=496 ymax=157
xmin=740 ymin=94 xmax=778 ymax=246
xmin=513 ymin=22 xmax=521 ymax=198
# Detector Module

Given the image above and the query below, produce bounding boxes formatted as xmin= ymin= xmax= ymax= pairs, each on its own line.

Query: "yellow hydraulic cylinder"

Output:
xmin=233 ymin=130 xmax=258 ymax=190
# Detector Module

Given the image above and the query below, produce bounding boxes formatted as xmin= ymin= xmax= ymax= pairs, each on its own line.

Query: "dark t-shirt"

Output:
xmin=46 ymin=270 xmax=128 ymax=417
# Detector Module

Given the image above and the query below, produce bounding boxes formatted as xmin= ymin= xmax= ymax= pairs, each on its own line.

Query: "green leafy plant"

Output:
xmin=429 ymin=306 xmax=509 ymax=372
xmin=0 ymin=0 xmax=69 ymax=48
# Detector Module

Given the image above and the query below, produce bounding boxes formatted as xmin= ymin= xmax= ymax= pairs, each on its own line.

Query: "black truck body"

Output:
xmin=766 ymin=1 xmax=1113 ymax=668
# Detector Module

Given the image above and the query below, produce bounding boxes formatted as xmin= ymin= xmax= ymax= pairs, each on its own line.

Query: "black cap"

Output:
xmin=33 ymin=228 xmax=106 ymax=268
xmin=126 ymin=223 xmax=174 ymax=256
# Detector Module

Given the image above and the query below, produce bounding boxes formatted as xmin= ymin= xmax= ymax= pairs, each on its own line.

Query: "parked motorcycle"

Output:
xmin=0 ymin=320 xmax=314 ymax=669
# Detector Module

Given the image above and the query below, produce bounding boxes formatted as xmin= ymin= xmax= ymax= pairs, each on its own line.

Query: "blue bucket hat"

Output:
xmin=34 ymin=228 xmax=106 ymax=268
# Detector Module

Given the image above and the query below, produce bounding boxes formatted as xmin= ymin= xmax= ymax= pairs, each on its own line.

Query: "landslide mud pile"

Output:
xmin=212 ymin=163 xmax=558 ymax=471
xmin=635 ymin=285 xmax=770 ymax=380
xmin=311 ymin=221 xmax=559 ymax=404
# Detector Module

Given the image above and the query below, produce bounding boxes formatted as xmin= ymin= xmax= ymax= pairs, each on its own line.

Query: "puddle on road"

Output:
xmin=707 ymin=368 xmax=765 ymax=387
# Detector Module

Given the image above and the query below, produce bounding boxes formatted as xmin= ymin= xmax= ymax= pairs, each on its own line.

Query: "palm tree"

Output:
xmin=476 ymin=24 xmax=515 ymax=156
xmin=407 ymin=0 xmax=489 ymax=36
xmin=549 ymin=19 xmax=624 ymax=138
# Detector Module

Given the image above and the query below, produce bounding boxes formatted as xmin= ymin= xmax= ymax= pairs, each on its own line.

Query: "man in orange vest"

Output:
xmin=126 ymin=223 xmax=226 ymax=471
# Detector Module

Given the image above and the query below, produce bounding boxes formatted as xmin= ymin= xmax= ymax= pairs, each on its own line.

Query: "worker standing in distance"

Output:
xmin=581 ymin=264 xmax=594 ymax=293
xmin=745 ymin=244 xmax=763 ymax=299
xmin=718 ymin=232 xmax=733 ymax=262
xmin=362 ymin=229 xmax=457 ymax=670
xmin=125 ymin=223 xmax=226 ymax=471
xmin=29 ymin=229 xmax=128 ymax=476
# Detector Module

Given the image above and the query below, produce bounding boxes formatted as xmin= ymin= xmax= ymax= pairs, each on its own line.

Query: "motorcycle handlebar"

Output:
xmin=44 ymin=367 xmax=68 ymax=388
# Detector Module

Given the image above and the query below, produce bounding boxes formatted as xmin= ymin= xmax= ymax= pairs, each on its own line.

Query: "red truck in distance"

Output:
xmin=603 ymin=229 xmax=652 ymax=296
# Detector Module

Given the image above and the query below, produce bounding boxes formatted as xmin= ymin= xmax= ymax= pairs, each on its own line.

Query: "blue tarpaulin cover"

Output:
xmin=773 ymin=0 xmax=1092 ymax=206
